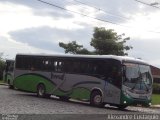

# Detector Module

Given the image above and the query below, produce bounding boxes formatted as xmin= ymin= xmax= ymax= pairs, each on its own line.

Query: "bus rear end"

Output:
xmin=3 ymin=60 xmax=14 ymax=89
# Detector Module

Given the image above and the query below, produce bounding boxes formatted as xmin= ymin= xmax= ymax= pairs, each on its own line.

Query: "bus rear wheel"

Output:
xmin=37 ymin=84 xmax=50 ymax=98
xmin=9 ymin=85 xmax=14 ymax=89
xmin=8 ymin=80 xmax=14 ymax=89
xmin=90 ymin=91 xmax=104 ymax=107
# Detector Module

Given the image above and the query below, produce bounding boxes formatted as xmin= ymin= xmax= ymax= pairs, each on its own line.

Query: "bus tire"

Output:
xmin=9 ymin=85 xmax=14 ymax=89
xmin=59 ymin=96 xmax=70 ymax=101
xmin=45 ymin=94 xmax=51 ymax=98
xmin=90 ymin=90 xmax=104 ymax=107
xmin=8 ymin=80 xmax=14 ymax=89
xmin=37 ymin=83 xmax=46 ymax=98
xmin=117 ymin=105 xmax=128 ymax=110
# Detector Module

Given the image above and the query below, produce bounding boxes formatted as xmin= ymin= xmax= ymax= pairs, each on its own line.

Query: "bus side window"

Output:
xmin=96 ymin=62 xmax=105 ymax=76
xmin=54 ymin=61 xmax=58 ymax=72
xmin=43 ymin=60 xmax=50 ymax=71
xmin=73 ymin=61 xmax=80 ymax=73
xmin=79 ymin=61 xmax=87 ymax=74
xmin=107 ymin=60 xmax=121 ymax=87
xmin=63 ymin=60 xmax=72 ymax=73
xmin=16 ymin=56 xmax=23 ymax=69
xmin=58 ymin=61 xmax=62 ymax=72
xmin=54 ymin=61 xmax=64 ymax=72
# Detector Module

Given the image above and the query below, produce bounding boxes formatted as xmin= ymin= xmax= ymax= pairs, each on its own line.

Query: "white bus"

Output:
xmin=13 ymin=54 xmax=153 ymax=109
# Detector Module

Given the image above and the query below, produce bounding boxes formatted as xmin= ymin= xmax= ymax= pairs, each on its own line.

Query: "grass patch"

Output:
xmin=0 ymin=80 xmax=5 ymax=84
xmin=152 ymin=94 xmax=160 ymax=105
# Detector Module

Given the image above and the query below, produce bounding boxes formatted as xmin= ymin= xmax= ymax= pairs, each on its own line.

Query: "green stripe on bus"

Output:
xmin=70 ymin=87 xmax=90 ymax=100
xmin=14 ymin=74 xmax=55 ymax=93
xmin=14 ymin=74 xmax=91 ymax=100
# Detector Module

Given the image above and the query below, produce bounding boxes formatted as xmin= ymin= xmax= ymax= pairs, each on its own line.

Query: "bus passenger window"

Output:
xmin=105 ymin=60 xmax=122 ymax=87
xmin=54 ymin=61 xmax=58 ymax=72
xmin=54 ymin=61 xmax=64 ymax=72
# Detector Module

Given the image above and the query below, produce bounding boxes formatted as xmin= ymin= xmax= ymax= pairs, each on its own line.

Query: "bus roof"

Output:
xmin=6 ymin=59 xmax=14 ymax=62
xmin=16 ymin=53 xmax=149 ymax=65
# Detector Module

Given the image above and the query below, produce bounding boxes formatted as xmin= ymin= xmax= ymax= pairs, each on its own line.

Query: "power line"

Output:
xmin=134 ymin=0 xmax=160 ymax=9
xmin=68 ymin=0 xmax=160 ymax=34
xmin=72 ymin=0 xmax=129 ymax=20
xmin=36 ymin=0 xmax=124 ymax=26
xmin=35 ymin=0 xmax=160 ymax=34
xmin=58 ymin=0 xmax=102 ymax=15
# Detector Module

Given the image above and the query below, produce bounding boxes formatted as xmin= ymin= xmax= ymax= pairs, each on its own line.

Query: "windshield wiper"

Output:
xmin=143 ymin=81 xmax=149 ymax=91
xmin=131 ymin=77 xmax=140 ymax=90
xmin=131 ymin=72 xmax=150 ymax=92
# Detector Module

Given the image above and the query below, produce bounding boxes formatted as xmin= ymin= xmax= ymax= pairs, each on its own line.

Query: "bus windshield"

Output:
xmin=123 ymin=63 xmax=152 ymax=91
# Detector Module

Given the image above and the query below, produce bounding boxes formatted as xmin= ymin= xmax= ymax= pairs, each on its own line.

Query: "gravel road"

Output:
xmin=0 ymin=85 xmax=159 ymax=120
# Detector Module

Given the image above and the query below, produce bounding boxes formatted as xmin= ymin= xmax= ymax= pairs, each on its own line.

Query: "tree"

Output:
xmin=59 ymin=41 xmax=91 ymax=54
xmin=90 ymin=27 xmax=132 ymax=55
xmin=59 ymin=27 xmax=132 ymax=55
xmin=0 ymin=53 xmax=5 ymax=80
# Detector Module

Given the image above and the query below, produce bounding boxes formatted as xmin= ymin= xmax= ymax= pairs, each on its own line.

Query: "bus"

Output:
xmin=3 ymin=60 xmax=15 ymax=89
xmin=13 ymin=54 xmax=153 ymax=109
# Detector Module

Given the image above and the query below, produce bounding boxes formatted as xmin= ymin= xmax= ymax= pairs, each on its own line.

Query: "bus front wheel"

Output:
xmin=117 ymin=105 xmax=128 ymax=110
xmin=90 ymin=91 xmax=104 ymax=107
xmin=37 ymin=84 xmax=50 ymax=98
xmin=59 ymin=96 xmax=70 ymax=101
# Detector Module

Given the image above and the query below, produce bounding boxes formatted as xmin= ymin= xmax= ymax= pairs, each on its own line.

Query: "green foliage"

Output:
xmin=59 ymin=27 xmax=132 ymax=55
xmin=152 ymin=83 xmax=160 ymax=94
xmin=90 ymin=27 xmax=132 ymax=55
xmin=59 ymin=41 xmax=91 ymax=54
xmin=152 ymin=94 xmax=160 ymax=105
xmin=0 ymin=53 xmax=5 ymax=80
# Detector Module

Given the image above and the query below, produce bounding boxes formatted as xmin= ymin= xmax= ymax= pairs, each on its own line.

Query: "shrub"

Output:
xmin=0 ymin=58 xmax=5 ymax=80
xmin=153 ymin=83 xmax=160 ymax=94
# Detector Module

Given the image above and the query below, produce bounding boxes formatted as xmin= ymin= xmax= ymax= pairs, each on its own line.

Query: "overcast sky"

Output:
xmin=0 ymin=0 xmax=160 ymax=67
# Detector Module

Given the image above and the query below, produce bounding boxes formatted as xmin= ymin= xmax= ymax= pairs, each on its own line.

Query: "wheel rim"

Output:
xmin=94 ymin=95 xmax=102 ymax=104
xmin=38 ymin=85 xmax=45 ymax=96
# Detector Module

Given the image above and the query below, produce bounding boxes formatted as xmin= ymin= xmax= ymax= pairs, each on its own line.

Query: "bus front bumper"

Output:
xmin=121 ymin=92 xmax=151 ymax=107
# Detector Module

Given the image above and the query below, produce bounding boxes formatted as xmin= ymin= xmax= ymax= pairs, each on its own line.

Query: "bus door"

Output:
xmin=104 ymin=60 xmax=121 ymax=104
xmin=51 ymin=60 xmax=66 ymax=92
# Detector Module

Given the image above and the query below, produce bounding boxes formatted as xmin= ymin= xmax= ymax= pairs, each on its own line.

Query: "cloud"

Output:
xmin=128 ymin=38 xmax=160 ymax=67
xmin=0 ymin=2 xmax=86 ymax=35
xmin=0 ymin=0 xmax=147 ymax=26
xmin=9 ymin=26 xmax=94 ymax=52
xmin=2 ymin=0 xmax=158 ymax=22
xmin=0 ymin=36 xmax=59 ymax=59
xmin=0 ymin=0 xmax=73 ymax=18
xmin=2 ymin=0 xmax=159 ymax=31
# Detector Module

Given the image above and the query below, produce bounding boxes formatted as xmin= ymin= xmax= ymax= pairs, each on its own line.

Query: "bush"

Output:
xmin=153 ymin=83 xmax=160 ymax=94
xmin=0 ymin=59 xmax=5 ymax=80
